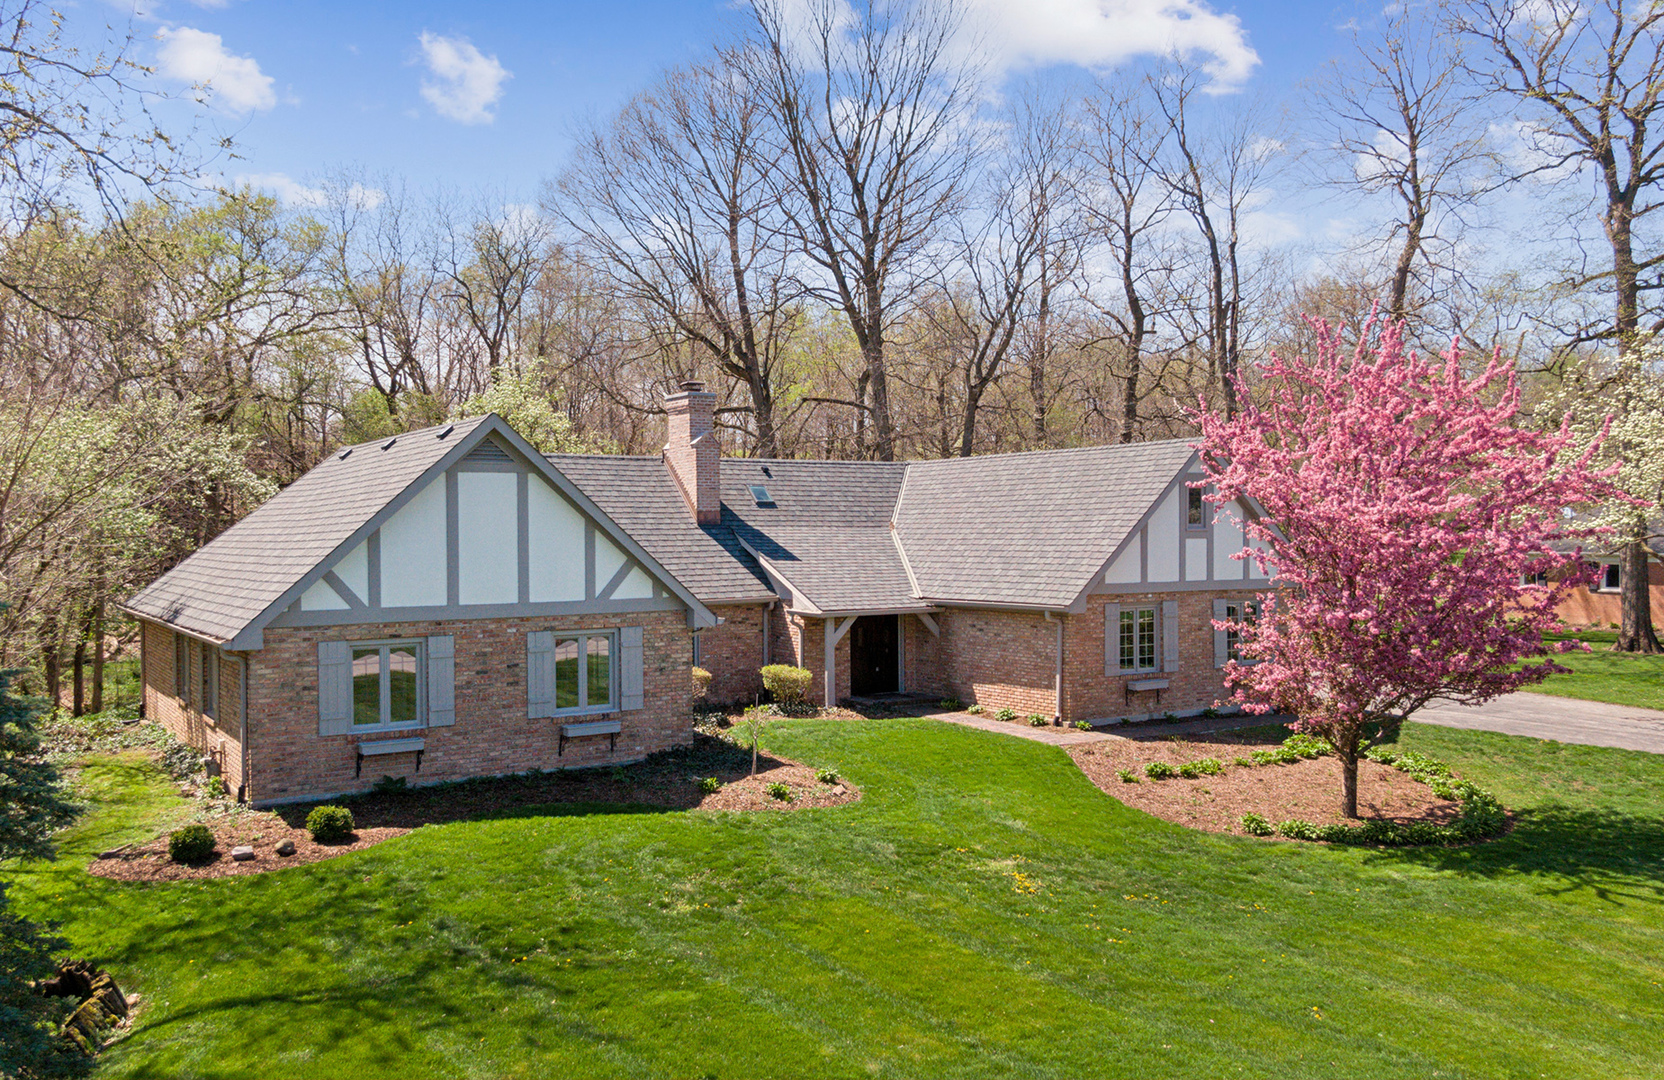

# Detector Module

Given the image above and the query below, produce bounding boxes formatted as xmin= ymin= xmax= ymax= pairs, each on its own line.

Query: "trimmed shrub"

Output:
xmin=993 ymin=708 xmax=1018 ymax=723
xmin=1240 ymin=812 xmax=1274 ymax=836
xmin=305 ymin=805 xmax=355 ymax=843
xmin=760 ymin=665 xmax=813 ymax=704
xmin=168 ymin=824 xmax=216 ymax=864
xmin=691 ymin=666 xmax=712 ymax=699
xmin=1144 ymin=761 xmax=1176 ymax=780
xmin=699 ymin=776 xmax=722 ymax=794
xmin=766 ymin=782 xmax=793 ymax=802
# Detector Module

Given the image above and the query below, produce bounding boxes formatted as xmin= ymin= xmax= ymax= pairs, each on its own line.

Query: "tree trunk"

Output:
xmin=90 ymin=591 xmax=106 ymax=714
xmin=1340 ymin=750 xmax=1359 ymax=819
xmin=42 ymin=622 xmax=61 ymax=716
xmin=72 ymin=639 xmax=86 ymax=717
xmin=1616 ymin=535 xmax=1662 ymax=653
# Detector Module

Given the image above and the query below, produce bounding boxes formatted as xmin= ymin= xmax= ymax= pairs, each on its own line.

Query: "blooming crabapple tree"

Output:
xmin=1195 ymin=316 xmax=1616 ymax=818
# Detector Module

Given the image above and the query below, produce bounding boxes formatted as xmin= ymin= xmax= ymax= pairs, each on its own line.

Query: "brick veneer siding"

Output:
xmin=902 ymin=613 xmax=944 ymax=697
xmin=237 ymin=610 xmax=691 ymax=805
xmin=931 ymin=608 xmax=1060 ymax=719
xmin=1067 ymin=589 xmax=1264 ymax=723
xmin=1550 ymin=562 xmax=1664 ymax=629
xmin=140 ymin=619 xmax=246 ymax=796
xmin=771 ymin=611 xmax=852 ymax=704
xmin=699 ymin=603 xmax=769 ymax=705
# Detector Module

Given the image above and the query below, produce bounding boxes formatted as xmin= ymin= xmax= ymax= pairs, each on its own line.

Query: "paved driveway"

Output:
xmin=1414 ymin=693 xmax=1664 ymax=754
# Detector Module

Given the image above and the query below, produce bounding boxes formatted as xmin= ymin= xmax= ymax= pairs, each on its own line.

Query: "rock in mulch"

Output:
xmin=275 ymin=839 xmax=296 ymax=856
xmin=230 ymin=845 xmax=255 ymax=861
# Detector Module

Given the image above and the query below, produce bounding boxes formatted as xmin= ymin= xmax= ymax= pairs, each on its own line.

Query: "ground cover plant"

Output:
xmin=7 ymin=717 xmax=1663 ymax=1078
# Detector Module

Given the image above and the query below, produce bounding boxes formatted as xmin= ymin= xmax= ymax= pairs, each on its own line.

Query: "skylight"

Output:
xmin=749 ymin=484 xmax=774 ymax=506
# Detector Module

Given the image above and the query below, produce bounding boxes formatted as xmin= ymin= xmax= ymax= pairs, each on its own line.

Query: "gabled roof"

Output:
xmin=125 ymin=415 xmax=716 ymax=646
xmin=891 ymin=440 xmax=1200 ymax=609
xmin=734 ymin=525 xmax=925 ymax=615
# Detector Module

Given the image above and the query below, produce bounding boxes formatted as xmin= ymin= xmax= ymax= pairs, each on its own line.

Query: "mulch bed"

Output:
xmin=89 ymin=734 xmax=858 ymax=883
xmin=1069 ymin=729 xmax=1464 ymax=838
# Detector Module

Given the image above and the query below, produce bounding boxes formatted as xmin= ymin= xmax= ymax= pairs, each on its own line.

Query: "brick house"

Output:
xmin=126 ymin=383 xmax=1276 ymax=806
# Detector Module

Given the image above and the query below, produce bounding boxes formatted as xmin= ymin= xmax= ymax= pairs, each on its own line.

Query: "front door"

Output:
xmin=849 ymin=614 xmax=899 ymax=696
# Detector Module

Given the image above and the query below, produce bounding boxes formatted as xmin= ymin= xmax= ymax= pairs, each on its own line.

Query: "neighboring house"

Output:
xmin=1536 ymin=537 xmax=1664 ymax=629
xmin=125 ymin=382 xmax=1275 ymax=805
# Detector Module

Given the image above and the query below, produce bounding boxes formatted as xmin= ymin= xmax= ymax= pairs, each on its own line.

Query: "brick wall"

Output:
xmin=699 ymin=603 xmax=769 ymax=705
xmin=1551 ymin=562 xmax=1664 ymax=628
xmin=1066 ymin=589 xmax=1260 ymax=723
xmin=771 ymin=611 xmax=851 ymax=705
xmin=933 ymin=608 xmax=1059 ymax=719
xmin=239 ymin=609 xmax=692 ymax=805
xmin=902 ymin=613 xmax=944 ymax=697
xmin=140 ymin=620 xmax=246 ymax=796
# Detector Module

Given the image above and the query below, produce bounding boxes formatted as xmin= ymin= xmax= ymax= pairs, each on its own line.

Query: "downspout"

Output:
xmin=238 ymin=653 xmax=250 ymax=804
xmin=762 ymin=600 xmax=775 ymax=667
xmin=1044 ymin=611 xmax=1064 ymax=725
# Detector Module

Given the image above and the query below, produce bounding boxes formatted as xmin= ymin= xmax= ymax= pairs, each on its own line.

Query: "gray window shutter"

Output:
xmin=1162 ymin=599 xmax=1180 ymax=672
xmin=619 ymin=625 xmax=644 ymax=711
xmin=1213 ymin=599 xmax=1230 ymax=668
xmin=427 ymin=635 xmax=455 ymax=727
xmin=526 ymin=631 xmax=554 ymax=718
xmin=317 ymin=640 xmax=352 ymax=735
xmin=1104 ymin=603 xmax=1121 ymax=676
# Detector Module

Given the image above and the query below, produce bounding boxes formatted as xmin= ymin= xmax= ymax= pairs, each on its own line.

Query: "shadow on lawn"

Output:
xmin=1362 ymin=805 xmax=1664 ymax=904
xmin=271 ymin=734 xmax=788 ymax=831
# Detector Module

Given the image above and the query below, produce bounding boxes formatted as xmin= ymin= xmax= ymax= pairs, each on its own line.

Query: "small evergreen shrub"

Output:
xmin=760 ymin=664 xmax=813 ymax=704
xmin=1116 ymin=768 xmax=1140 ymax=784
xmin=1178 ymin=757 xmax=1223 ymax=779
xmin=168 ymin=824 xmax=216 ymax=864
xmin=699 ymin=776 xmax=722 ymax=794
xmin=815 ymin=767 xmax=839 ymax=784
xmin=305 ymin=805 xmax=355 ymax=842
xmin=965 ymin=704 xmax=985 ymax=715
xmin=766 ymin=782 xmax=792 ymax=802
xmin=1027 ymin=714 xmax=1049 ymax=727
xmin=1144 ymin=761 xmax=1176 ymax=780
xmin=1240 ymin=812 xmax=1274 ymax=836
xmin=993 ymin=708 xmax=1018 ymax=722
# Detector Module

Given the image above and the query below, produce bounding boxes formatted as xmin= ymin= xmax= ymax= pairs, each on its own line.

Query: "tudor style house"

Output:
xmin=126 ymin=382 xmax=1274 ymax=805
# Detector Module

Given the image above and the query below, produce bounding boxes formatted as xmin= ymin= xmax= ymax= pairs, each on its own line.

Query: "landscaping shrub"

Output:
xmin=1116 ymin=768 xmax=1140 ymax=784
xmin=1026 ymin=714 xmax=1049 ymax=727
xmin=993 ymin=708 xmax=1018 ymax=722
xmin=1144 ymin=761 xmax=1176 ymax=780
xmin=1178 ymin=757 xmax=1223 ymax=779
xmin=760 ymin=664 xmax=813 ymax=704
xmin=1240 ymin=812 xmax=1274 ymax=836
xmin=939 ymin=697 xmax=962 ymax=710
xmin=168 ymin=824 xmax=216 ymax=864
xmin=766 ymin=782 xmax=792 ymax=802
xmin=691 ymin=667 xmax=712 ymax=699
xmin=815 ymin=767 xmax=838 ymax=784
xmin=305 ymin=805 xmax=355 ymax=842
xmin=965 ymin=704 xmax=984 ymax=715
xmin=698 ymin=776 xmax=722 ymax=794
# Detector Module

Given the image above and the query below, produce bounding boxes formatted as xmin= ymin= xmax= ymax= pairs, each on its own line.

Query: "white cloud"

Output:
xmin=963 ymin=0 xmax=1259 ymax=89
xmin=237 ymin=173 xmax=385 ymax=210
xmin=156 ymin=27 xmax=276 ymax=113
xmin=418 ymin=32 xmax=511 ymax=125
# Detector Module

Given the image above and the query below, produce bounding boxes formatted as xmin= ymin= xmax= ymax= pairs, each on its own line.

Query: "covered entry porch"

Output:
xmin=816 ymin=609 xmax=941 ymax=707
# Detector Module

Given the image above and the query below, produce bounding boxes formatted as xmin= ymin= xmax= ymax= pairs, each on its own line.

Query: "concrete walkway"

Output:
xmin=1416 ymin=692 xmax=1664 ymax=754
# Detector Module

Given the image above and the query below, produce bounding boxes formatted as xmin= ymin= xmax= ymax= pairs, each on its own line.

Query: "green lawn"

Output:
xmin=7 ymin=718 xmax=1664 ymax=1078
xmin=1522 ymin=630 xmax=1664 ymax=710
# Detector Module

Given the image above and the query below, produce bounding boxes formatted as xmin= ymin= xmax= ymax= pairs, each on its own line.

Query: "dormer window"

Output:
xmin=749 ymin=484 xmax=775 ymax=507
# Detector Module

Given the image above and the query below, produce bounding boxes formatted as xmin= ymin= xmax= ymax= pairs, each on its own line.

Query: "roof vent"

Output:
xmin=761 ymin=465 xmax=772 ymax=478
xmin=381 ymin=437 xmax=397 ymax=451
xmin=436 ymin=424 xmax=454 ymax=439
xmin=337 ymin=447 xmax=353 ymax=460
xmin=465 ymin=439 xmax=513 ymax=464
xmin=749 ymin=484 xmax=775 ymax=507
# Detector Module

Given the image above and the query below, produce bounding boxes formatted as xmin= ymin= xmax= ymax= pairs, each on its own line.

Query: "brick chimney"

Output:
xmin=664 ymin=380 xmax=721 ymax=524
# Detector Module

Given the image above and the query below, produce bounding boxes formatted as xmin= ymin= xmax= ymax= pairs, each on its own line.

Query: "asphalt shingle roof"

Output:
xmin=124 ymin=416 xmax=489 ymax=643
xmin=891 ymin=440 xmax=1199 ymax=609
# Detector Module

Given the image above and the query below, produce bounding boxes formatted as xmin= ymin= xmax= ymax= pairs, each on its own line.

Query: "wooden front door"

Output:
xmin=849 ymin=614 xmax=899 ymax=696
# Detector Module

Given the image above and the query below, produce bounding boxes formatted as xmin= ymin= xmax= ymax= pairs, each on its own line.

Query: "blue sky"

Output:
xmin=69 ymin=0 xmax=1369 ymax=203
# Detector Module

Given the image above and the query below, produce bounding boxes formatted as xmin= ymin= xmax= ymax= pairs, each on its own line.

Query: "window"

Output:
xmin=1187 ymin=488 xmax=1206 ymax=529
xmin=201 ymin=647 xmax=218 ymax=722
xmin=1520 ymin=570 xmax=1548 ymax=587
xmin=351 ymin=641 xmax=423 ymax=730
xmin=554 ymin=631 xmax=615 ymax=712
xmin=749 ymin=484 xmax=775 ymax=506
xmin=1224 ymin=601 xmax=1259 ymax=663
xmin=174 ymin=633 xmax=189 ymax=701
xmin=1600 ymin=563 xmax=1622 ymax=592
xmin=1118 ymin=607 xmax=1158 ymax=672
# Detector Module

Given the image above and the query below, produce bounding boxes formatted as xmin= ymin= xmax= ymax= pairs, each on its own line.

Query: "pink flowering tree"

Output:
xmin=1195 ymin=315 xmax=1615 ymax=818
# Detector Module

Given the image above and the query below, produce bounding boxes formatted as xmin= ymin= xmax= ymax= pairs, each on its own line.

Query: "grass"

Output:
xmin=1521 ymin=630 xmax=1664 ymax=711
xmin=7 ymin=718 xmax=1664 ymax=1078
